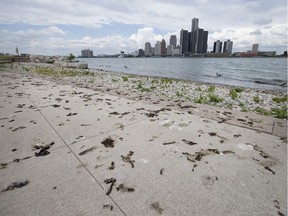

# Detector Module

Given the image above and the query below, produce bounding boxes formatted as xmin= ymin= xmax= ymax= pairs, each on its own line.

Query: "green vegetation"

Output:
xmin=136 ymin=81 xmax=151 ymax=92
xmin=233 ymin=87 xmax=244 ymax=93
xmin=160 ymin=78 xmax=173 ymax=85
xmin=194 ymin=93 xmax=223 ymax=105
xmin=254 ymin=107 xmax=271 ymax=116
xmin=67 ymin=53 xmax=75 ymax=62
xmin=196 ymin=87 xmax=202 ymax=91
xmin=272 ymin=96 xmax=288 ymax=103
xmin=151 ymin=79 xmax=159 ymax=84
xmin=271 ymin=106 xmax=287 ymax=119
xmin=122 ymin=76 xmax=129 ymax=82
xmin=209 ymin=93 xmax=224 ymax=103
xmin=253 ymin=96 xmax=261 ymax=104
xmin=239 ymin=102 xmax=248 ymax=112
xmin=229 ymin=89 xmax=238 ymax=100
xmin=207 ymin=85 xmax=215 ymax=93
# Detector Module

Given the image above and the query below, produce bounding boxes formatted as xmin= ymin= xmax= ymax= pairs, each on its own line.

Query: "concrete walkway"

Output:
xmin=0 ymin=70 xmax=287 ymax=216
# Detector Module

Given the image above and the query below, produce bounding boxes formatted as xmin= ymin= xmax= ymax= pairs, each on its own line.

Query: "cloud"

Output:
xmin=250 ymin=29 xmax=262 ymax=35
xmin=0 ymin=0 xmax=286 ymax=54
xmin=254 ymin=18 xmax=273 ymax=25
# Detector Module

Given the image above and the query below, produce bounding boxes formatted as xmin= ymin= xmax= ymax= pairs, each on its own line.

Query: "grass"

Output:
xmin=253 ymin=96 xmax=261 ymax=104
xmin=207 ymin=85 xmax=215 ymax=93
xmin=160 ymin=78 xmax=173 ymax=85
xmin=229 ymin=89 xmax=238 ymax=100
xmin=194 ymin=93 xmax=223 ymax=104
xmin=272 ymin=96 xmax=288 ymax=103
xmin=254 ymin=107 xmax=271 ymax=116
xmin=271 ymin=106 xmax=287 ymax=119
xmin=122 ymin=76 xmax=129 ymax=82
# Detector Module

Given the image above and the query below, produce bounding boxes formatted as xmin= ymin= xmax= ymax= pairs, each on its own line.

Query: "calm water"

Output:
xmin=78 ymin=57 xmax=287 ymax=92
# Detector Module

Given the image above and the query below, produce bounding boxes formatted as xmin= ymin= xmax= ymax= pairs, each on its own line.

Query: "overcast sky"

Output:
xmin=0 ymin=0 xmax=287 ymax=56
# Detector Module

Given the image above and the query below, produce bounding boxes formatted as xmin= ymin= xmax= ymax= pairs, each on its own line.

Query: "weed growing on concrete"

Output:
xmin=271 ymin=106 xmax=287 ymax=119
xmin=272 ymin=96 xmax=288 ymax=103
xmin=253 ymin=96 xmax=261 ymax=104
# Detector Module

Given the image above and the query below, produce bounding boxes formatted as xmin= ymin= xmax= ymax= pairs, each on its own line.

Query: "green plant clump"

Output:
xmin=272 ymin=96 xmax=288 ymax=103
xmin=229 ymin=89 xmax=238 ymax=100
xmin=254 ymin=107 xmax=271 ymax=116
xmin=122 ymin=76 xmax=129 ymax=82
xmin=253 ymin=96 xmax=261 ymax=104
xmin=209 ymin=93 xmax=224 ymax=103
xmin=207 ymin=85 xmax=215 ymax=93
xmin=271 ymin=106 xmax=288 ymax=119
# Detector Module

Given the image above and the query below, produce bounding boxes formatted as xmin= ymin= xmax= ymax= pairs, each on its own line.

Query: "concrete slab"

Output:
xmin=0 ymin=69 xmax=287 ymax=216
xmin=69 ymin=111 xmax=287 ymax=215
xmin=0 ymin=146 xmax=124 ymax=216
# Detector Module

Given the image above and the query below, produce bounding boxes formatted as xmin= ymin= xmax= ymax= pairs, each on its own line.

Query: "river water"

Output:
xmin=78 ymin=57 xmax=287 ymax=92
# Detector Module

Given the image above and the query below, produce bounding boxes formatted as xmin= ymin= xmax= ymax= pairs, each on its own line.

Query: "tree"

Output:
xmin=67 ymin=53 xmax=75 ymax=62
xmin=16 ymin=46 xmax=19 ymax=55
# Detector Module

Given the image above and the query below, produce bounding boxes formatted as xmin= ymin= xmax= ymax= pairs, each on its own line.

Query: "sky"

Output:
xmin=0 ymin=0 xmax=287 ymax=56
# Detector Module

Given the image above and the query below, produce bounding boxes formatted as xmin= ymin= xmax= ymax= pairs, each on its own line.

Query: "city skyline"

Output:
xmin=0 ymin=0 xmax=287 ymax=55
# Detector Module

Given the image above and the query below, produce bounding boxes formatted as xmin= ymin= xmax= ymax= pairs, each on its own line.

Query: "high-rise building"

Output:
xmin=161 ymin=39 xmax=167 ymax=55
xmin=180 ymin=29 xmax=189 ymax=54
xmin=191 ymin=18 xmax=199 ymax=32
xmin=202 ymin=31 xmax=208 ymax=54
xmin=155 ymin=41 xmax=161 ymax=56
xmin=252 ymin=43 xmax=259 ymax=53
xmin=189 ymin=18 xmax=208 ymax=54
xmin=144 ymin=42 xmax=152 ymax=56
xmin=81 ymin=49 xmax=93 ymax=57
xmin=167 ymin=45 xmax=173 ymax=56
xmin=169 ymin=35 xmax=177 ymax=49
xmin=213 ymin=40 xmax=223 ymax=53
xmin=223 ymin=39 xmax=233 ymax=53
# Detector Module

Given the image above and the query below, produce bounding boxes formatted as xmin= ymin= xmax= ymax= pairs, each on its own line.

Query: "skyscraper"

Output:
xmin=252 ymin=43 xmax=259 ymax=53
xmin=191 ymin=18 xmax=199 ymax=32
xmin=169 ymin=35 xmax=177 ymax=49
xmin=81 ymin=49 xmax=93 ymax=57
xmin=180 ymin=29 xmax=189 ymax=54
xmin=155 ymin=41 xmax=161 ymax=56
xmin=161 ymin=39 xmax=167 ymax=55
xmin=189 ymin=18 xmax=208 ymax=54
xmin=213 ymin=40 xmax=223 ymax=53
xmin=223 ymin=39 xmax=233 ymax=53
xmin=144 ymin=42 xmax=152 ymax=56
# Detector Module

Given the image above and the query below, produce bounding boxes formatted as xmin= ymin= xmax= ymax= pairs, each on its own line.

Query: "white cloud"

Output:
xmin=0 ymin=0 xmax=287 ymax=54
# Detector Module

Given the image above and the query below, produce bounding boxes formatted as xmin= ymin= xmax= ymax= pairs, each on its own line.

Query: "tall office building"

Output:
xmin=202 ymin=31 xmax=208 ymax=54
xmin=144 ymin=42 xmax=152 ymax=56
xmin=252 ymin=43 xmax=259 ymax=53
xmin=161 ymin=39 xmax=167 ymax=55
xmin=223 ymin=39 xmax=233 ymax=53
xmin=191 ymin=18 xmax=199 ymax=32
xmin=169 ymin=35 xmax=177 ymax=48
xmin=155 ymin=41 xmax=161 ymax=56
xmin=189 ymin=18 xmax=208 ymax=54
xmin=180 ymin=29 xmax=189 ymax=54
xmin=81 ymin=49 xmax=93 ymax=57
xmin=213 ymin=40 xmax=223 ymax=53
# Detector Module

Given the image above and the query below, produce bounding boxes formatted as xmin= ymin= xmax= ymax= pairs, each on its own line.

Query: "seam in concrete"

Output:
xmin=24 ymin=92 xmax=127 ymax=216
xmin=271 ymin=120 xmax=276 ymax=135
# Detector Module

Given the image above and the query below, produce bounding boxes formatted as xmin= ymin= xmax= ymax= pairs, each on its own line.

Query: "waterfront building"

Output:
xmin=169 ymin=35 xmax=177 ymax=49
xmin=167 ymin=45 xmax=173 ymax=56
xmin=213 ymin=40 xmax=223 ymax=53
xmin=252 ymin=43 xmax=259 ymax=53
xmin=81 ymin=49 xmax=93 ymax=57
xmin=144 ymin=42 xmax=152 ymax=56
xmin=189 ymin=18 xmax=208 ymax=54
xmin=223 ymin=39 xmax=233 ymax=53
xmin=190 ymin=18 xmax=199 ymax=54
xmin=155 ymin=41 xmax=161 ymax=56
xmin=138 ymin=49 xmax=144 ymax=57
xmin=180 ymin=29 xmax=189 ymax=54
xmin=161 ymin=39 xmax=167 ymax=55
